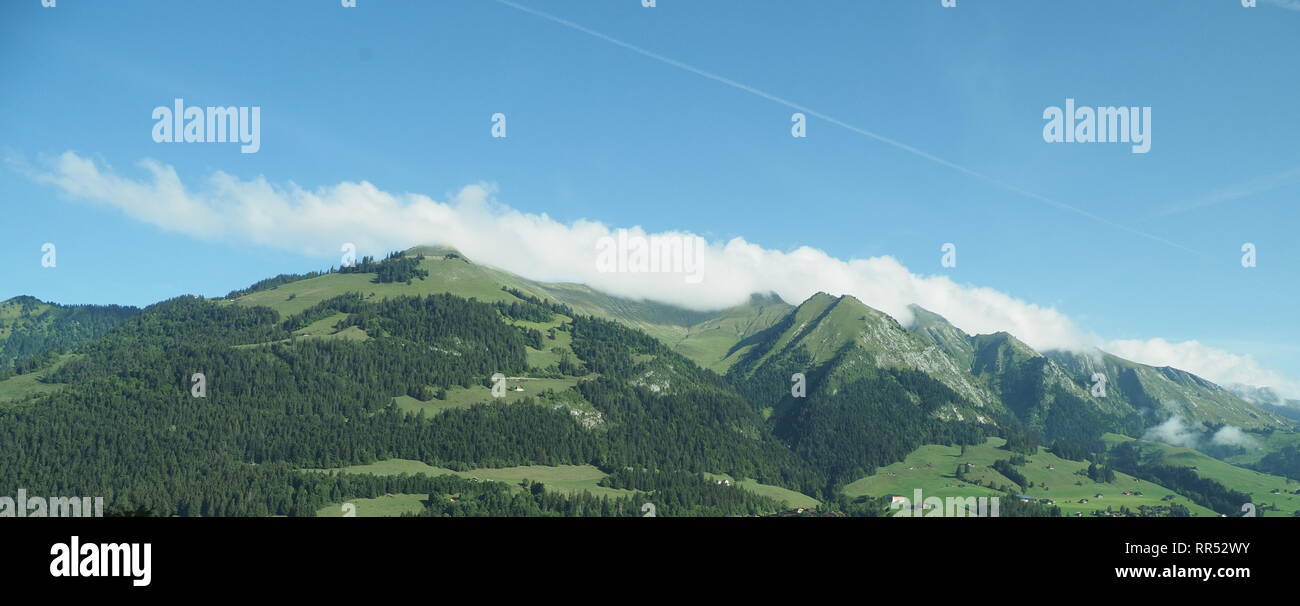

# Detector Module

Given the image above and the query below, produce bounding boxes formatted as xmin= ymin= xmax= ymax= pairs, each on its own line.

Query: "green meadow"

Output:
xmin=315 ymin=494 xmax=430 ymax=517
xmin=308 ymin=461 xmax=638 ymax=516
xmin=0 ymin=353 xmax=76 ymax=406
xmin=1104 ymin=434 xmax=1300 ymax=517
xmin=231 ymin=254 xmax=518 ymax=317
xmin=704 ymin=473 xmax=820 ymax=509
xmin=391 ymin=377 xmax=587 ymax=416
xmin=310 ymin=460 xmax=824 ymax=515
xmin=843 ymin=437 xmax=1216 ymax=517
xmin=0 ymin=369 xmax=63 ymax=405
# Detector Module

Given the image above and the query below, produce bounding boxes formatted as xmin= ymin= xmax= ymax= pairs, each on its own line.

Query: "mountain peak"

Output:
xmin=3 ymin=295 xmax=45 ymax=306
xmin=906 ymin=302 xmax=944 ymax=321
xmin=803 ymin=291 xmax=837 ymax=304
xmin=406 ymin=245 xmax=469 ymax=262
xmin=747 ymin=292 xmax=786 ymax=305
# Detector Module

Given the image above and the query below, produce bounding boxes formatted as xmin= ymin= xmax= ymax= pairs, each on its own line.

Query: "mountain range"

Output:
xmin=2 ymin=247 xmax=1297 ymax=517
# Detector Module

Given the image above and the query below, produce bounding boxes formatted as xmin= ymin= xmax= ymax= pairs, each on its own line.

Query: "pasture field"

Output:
xmin=843 ymin=437 xmax=1216 ymax=516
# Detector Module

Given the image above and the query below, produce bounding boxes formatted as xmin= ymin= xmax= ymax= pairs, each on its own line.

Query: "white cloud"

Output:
xmin=1211 ymin=426 xmax=1258 ymax=449
xmin=26 ymin=151 xmax=1300 ymax=400
xmin=1142 ymin=415 xmax=1203 ymax=449
xmin=1141 ymin=416 xmax=1259 ymax=450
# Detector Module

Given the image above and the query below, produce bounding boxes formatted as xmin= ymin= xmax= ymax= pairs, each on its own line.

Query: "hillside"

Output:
xmin=0 ymin=296 xmax=138 ymax=372
xmin=1047 ymin=349 xmax=1288 ymax=430
xmin=1 ymin=248 xmax=1296 ymax=516
xmin=728 ymin=293 xmax=1002 ymax=416
xmin=1104 ymin=434 xmax=1300 ymax=517
xmin=227 ymin=248 xmax=780 ymax=371
xmin=907 ymin=305 xmax=1287 ymax=439
xmin=0 ymin=273 xmax=823 ymax=515
xmin=842 ymin=437 xmax=1217 ymax=517
xmin=224 ymin=250 xmax=1289 ymax=442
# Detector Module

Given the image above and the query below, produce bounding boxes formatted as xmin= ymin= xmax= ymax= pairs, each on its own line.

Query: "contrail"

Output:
xmin=1147 ymin=165 xmax=1300 ymax=219
xmin=495 ymin=0 xmax=1209 ymax=259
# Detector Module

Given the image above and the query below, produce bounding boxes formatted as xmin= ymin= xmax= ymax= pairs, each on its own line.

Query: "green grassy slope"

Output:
xmin=0 ymin=296 xmax=138 ymax=368
xmin=0 ymin=353 xmax=77 ymax=406
xmin=228 ymin=249 xmax=790 ymax=373
xmin=391 ymin=376 xmax=601 ymax=428
xmin=729 ymin=293 xmax=1003 ymax=418
xmin=843 ymin=437 xmax=1216 ymax=516
xmin=307 ymin=460 xmax=638 ymax=516
xmin=1104 ymin=434 xmax=1300 ymax=516
xmin=230 ymin=253 xmax=518 ymax=316
xmin=316 ymin=494 xmax=430 ymax=517
xmin=310 ymin=459 xmax=819 ymax=515
xmin=704 ymin=473 xmax=820 ymax=509
xmin=170 ymin=250 xmax=1300 ymax=515
xmin=908 ymin=304 xmax=1289 ymax=436
xmin=1048 ymin=350 xmax=1288 ymax=430
xmin=669 ymin=294 xmax=792 ymax=373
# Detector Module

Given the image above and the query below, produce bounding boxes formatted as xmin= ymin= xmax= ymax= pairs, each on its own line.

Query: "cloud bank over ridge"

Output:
xmin=25 ymin=151 xmax=1300 ymax=399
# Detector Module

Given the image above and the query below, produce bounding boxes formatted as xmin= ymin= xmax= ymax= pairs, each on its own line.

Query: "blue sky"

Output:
xmin=2 ymin=0 xmax=1298 ymax=389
